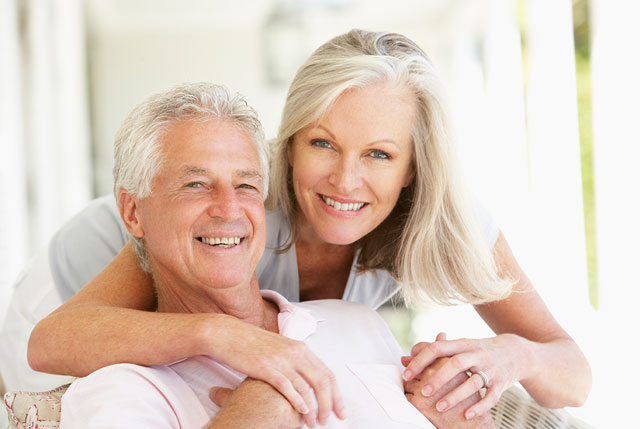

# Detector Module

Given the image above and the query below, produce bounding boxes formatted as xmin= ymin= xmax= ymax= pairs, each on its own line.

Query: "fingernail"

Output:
xmin=403 ymin=370 xmax=412 ymax=381
xmin=436 ymin=400 xmax=448 ymax=412
xmin=300 ymin=405 xmax=309 ymax=414
xmin=338 ymin=405 xmax=347 ymax=420
xmin=421 ymin=385 xmax=433 ymax=396
xmin=466 ymin=411 xmax=476 ymax=420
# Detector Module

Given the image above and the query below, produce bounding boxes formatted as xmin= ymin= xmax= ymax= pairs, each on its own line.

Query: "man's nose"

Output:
xmin=206 ymin=185 xmax=242 ymax=220
xmin=328 ymin=156 xmax=363 ymax=194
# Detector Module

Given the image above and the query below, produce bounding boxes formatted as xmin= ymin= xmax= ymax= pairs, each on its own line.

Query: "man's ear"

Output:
xmin=118 ymin=190 xmax=145 ymax=238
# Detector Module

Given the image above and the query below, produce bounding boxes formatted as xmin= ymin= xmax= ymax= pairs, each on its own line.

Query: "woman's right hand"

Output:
xmin=212 ymin=314 xmax=346 ymax=428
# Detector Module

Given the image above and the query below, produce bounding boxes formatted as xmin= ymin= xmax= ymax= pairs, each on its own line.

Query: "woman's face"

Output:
xmin=289 ymin=82 xmax=416 ymax=245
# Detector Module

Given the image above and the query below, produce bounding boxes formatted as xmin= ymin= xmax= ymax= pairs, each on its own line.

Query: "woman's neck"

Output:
xmin=295 ymin=238 xmax=356 ymax=302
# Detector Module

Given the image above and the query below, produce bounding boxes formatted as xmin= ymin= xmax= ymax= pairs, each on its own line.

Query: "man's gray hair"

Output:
xmin=113 ymin=82 xmax=268 ymax=272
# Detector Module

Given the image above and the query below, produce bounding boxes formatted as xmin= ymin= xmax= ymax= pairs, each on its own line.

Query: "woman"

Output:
xmin=28 ymin=29 xmax=591 ymax=425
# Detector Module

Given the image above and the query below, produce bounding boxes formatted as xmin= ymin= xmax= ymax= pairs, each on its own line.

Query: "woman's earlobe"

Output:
xmin=287 ymin=135 xmax=299 ymax=167
xmin=287 ymin=143 xmax=294 ymax=167
xmin=403 ymin=166 xmax=416 ymax=188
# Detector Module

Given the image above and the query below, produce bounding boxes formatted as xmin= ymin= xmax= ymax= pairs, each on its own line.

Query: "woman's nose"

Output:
xmin=328 ymin=157 xmax=363 ymax=194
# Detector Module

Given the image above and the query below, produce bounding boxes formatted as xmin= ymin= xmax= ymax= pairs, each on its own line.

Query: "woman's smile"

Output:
xmin=319 ymin=194 xmax=367 ymax=214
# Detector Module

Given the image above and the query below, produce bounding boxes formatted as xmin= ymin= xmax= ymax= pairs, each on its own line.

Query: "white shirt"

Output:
xmin=60 ymin=291 xmax=435 ymax=429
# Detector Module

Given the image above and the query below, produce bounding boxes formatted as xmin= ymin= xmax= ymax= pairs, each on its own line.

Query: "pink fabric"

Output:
xmin=60 ymin=292 xmax=432 ymax=428
xmin=262 ymin=289 xmax=322 ymax=341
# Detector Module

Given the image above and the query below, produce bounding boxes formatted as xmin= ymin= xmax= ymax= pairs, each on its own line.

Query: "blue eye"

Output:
xmin=186 ymin=182 xmax=203 ymax=188
xmin=369 ymin=150 xmax=391 ymax=160
xmin=238 ymin=184 xmax=257 ymax=190
xmin=311 ymin=139 xmax=332 ymax=149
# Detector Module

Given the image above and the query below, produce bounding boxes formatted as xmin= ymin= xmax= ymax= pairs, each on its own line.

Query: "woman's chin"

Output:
xmin=317 ymin=228 xmax=369 ymax=246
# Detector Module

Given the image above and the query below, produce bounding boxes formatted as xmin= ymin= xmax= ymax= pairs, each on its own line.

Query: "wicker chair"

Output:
xmin=4 ymin=383 xmax=595 ymax=429
xmin=491 ymin=386 xmax=595 ymax=429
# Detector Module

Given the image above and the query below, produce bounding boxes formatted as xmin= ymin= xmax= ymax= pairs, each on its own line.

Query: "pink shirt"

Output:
xmin=60 ymin=291 xmax=434 ymax=428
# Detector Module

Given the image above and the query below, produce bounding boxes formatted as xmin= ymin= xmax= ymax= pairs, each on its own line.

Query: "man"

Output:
xmin=59 ymin=83 xmax=492 ymax=428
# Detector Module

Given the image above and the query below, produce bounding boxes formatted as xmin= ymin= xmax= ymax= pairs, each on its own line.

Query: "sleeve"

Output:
xmin=49 ymin=195 xmax=128 ymax=301
xmin=60 ymin=365 xmax=181 ymax=429
xmin=475 ymin=200 xmax=500 ymax=249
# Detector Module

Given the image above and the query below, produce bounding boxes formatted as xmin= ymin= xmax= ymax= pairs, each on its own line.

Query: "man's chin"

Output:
xmin=198 ymin=271 xmax=253 ymax=292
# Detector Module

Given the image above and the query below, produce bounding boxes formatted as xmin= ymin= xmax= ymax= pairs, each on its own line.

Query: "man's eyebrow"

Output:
xmin=178 ymin=166 xmax=263 ymax=182
xmin=236 ymin=169 xmax=263 ymax=181
xmin=179 ymin=166 xmax=209 ymax=178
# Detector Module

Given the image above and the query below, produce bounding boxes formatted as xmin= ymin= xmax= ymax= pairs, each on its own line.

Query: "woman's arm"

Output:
xmin=28 ymin=243 xmax=345 ymax=424
xmin=29 ymin=242 xmax=186 ymax=375
xmin=402 ymin=232 xmax=591 ymax=417
xmin=473 ymin=231 xmax=591 ymax=407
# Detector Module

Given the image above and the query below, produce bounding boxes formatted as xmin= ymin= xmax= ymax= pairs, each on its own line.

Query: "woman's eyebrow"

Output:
xmin=317 ymin=124 xmax=337 ymax=140
xmin=317 ymin=124 xmax=399 ymax=148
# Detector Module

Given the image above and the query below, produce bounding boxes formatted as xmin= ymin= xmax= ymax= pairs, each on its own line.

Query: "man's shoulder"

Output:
xmin=66 ymin=363 xmax=170 ymax=393
xmin=61 ymin=363 xmax=207 ymax=428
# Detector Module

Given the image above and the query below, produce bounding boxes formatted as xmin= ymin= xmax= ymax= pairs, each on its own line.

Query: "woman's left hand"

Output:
xmin=402 ymin=332 xmax=524 ymax=420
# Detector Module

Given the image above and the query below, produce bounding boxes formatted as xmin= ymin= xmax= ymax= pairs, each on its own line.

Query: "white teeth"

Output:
xmin=200 ymin=236 xmax=242 ymax=247
xmin=322 ymin=196 xmax=365 ymax=212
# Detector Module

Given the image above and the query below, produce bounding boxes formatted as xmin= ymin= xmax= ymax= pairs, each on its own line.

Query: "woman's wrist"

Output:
xmin=504 ymin=333 xmax=540 ymax=384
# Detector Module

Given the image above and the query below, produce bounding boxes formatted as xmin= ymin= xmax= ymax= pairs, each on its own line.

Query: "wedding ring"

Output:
xmin=472 ymin=370 xmax=490 ymax=389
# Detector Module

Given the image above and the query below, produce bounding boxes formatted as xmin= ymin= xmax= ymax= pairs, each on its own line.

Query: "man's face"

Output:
xmin=133 ymin=117 xmax=266 ymax=294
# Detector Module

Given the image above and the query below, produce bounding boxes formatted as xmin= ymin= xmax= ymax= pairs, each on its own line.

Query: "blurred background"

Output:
xmin=1 ymin=0 xmax=639 ymax=426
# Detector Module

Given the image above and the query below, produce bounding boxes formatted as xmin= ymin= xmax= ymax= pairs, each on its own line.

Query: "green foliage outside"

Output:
xmin=573 ymin=0 xmax=598 ymax=309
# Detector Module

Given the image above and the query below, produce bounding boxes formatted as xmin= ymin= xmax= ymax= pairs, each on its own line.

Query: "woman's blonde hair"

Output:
xmin=268 ymin=29 xmax=514 ymax=306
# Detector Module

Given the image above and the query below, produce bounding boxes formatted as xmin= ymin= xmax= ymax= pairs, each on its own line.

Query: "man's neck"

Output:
xmin=155 ymin=274 xmax=280 ymax=333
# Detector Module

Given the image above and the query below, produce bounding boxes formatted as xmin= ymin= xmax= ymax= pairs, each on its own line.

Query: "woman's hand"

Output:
xmin=208 ymin=378 xmax=303 ymax=429
xmin=403 ymin=332 xmax=523 ymax=419
xmin=404 ymin=351 xmax=495 ymax=428
xmin=211 ymin=315 xmax=345 ymax=428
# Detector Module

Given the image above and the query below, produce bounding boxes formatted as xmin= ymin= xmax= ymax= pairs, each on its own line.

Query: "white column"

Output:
xmin=480 ymin=0 xmax=532 ymax=269
xmin=24 ymin=0 xmax=92 ymax=252
xmin=0 ymin=0 xmax=28 ymax=317
xmin=52 ymin=0 xmax=92 ymax=215
xmin=588 ymin=3 xmax=640 ymax=424
xmin=524 ymin=0 xmax=589 ymax=318
xmin=591 ymin=1 xmax=640 ymax=315
xmin=25 ymin=0 xmax=58 ymax=249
